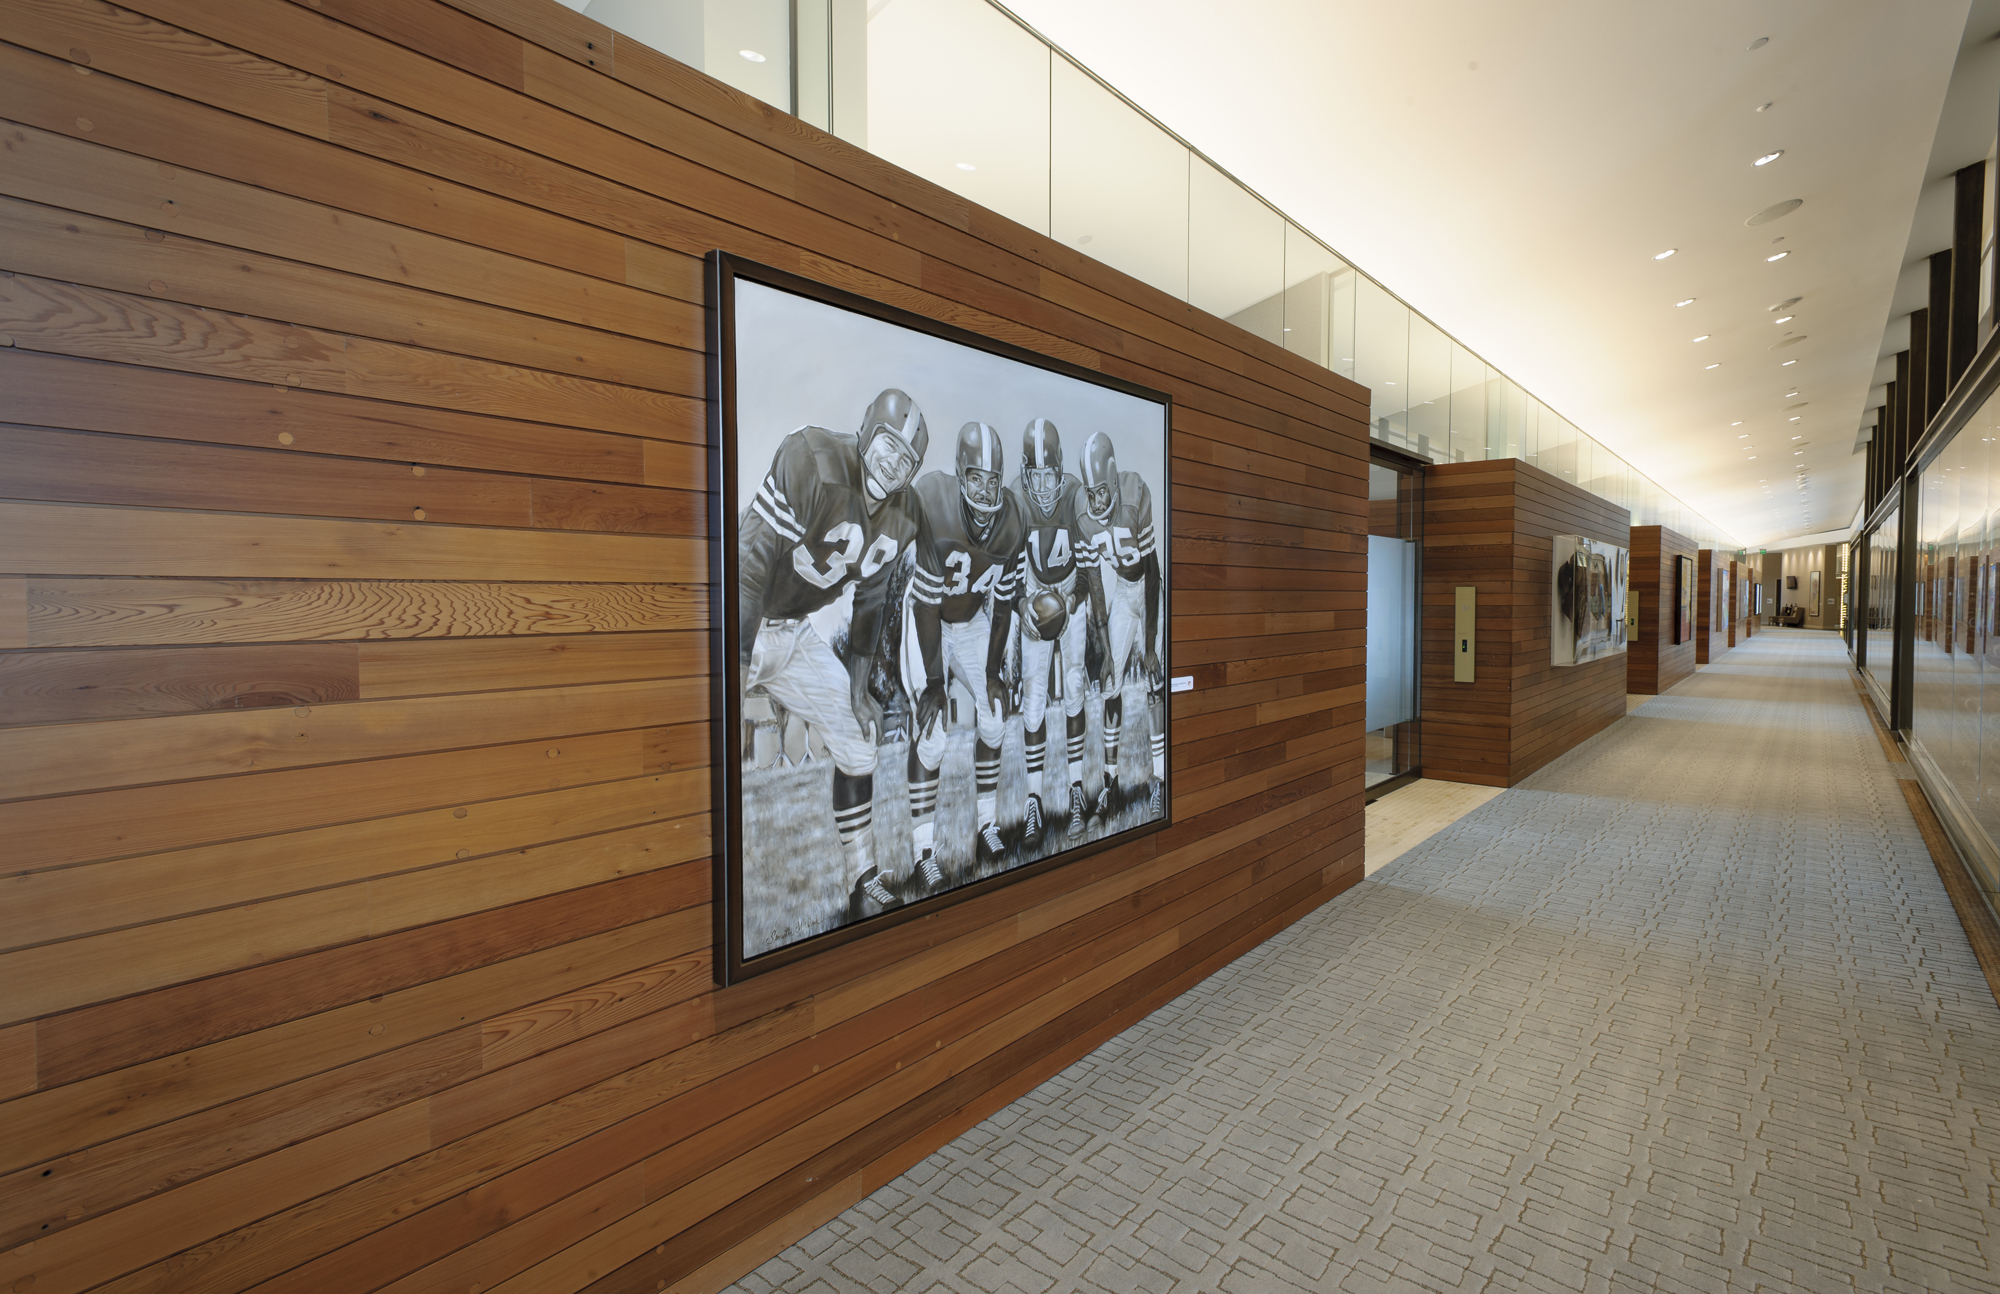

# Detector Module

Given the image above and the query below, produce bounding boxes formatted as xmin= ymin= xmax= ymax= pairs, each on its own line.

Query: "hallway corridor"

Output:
xmin=732 ymin=631 xmax=2000 ymax=1293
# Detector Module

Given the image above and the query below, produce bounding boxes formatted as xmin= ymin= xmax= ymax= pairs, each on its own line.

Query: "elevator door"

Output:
xmin=1366 ymin=456 xmax=1421 ymax=793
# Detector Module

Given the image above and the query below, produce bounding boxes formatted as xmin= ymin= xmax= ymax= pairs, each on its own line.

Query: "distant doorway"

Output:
xmin=1366 ymin=452 xmax=1422 ymax=797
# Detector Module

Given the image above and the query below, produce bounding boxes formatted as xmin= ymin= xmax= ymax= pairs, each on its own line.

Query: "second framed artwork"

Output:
xmin=711 ymin=253 xmax=1174 ymax=984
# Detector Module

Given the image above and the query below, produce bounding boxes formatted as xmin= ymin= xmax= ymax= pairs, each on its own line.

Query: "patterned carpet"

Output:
xmin=729 ymin=630 xmax=2000 ymax=1293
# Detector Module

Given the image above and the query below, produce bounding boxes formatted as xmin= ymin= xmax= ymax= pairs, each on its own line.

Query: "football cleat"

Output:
xmin=976 ymin=822 xmax=1005 ymax=869
xmin=1024 ymin=793 xmax=1045 ymax=845
xmin=1068 ymin=781 xmax=1086 ymax=838
xmin=1094 ymin=777 xmax=1120 ymax=820
xmin=1148 ymin=778 xmax=1165 ymax=820
xmin=847 ymin=866 xmax=901 ymax=922
xmin=917 ymin=848 xmax=946 ymax=892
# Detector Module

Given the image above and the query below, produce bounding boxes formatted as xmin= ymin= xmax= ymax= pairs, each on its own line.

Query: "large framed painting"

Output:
xmin=1675 ymin=554 xmax=1696 ymax=644
xmin=1552 ymin=535 xmax=1629 ymax=665
xmin=710 ymin=253 xmax=1174 ymax=984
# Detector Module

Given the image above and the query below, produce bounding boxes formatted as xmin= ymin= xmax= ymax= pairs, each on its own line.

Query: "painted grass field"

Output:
xmin=740 ymin=676 xmax=1163 ymax=960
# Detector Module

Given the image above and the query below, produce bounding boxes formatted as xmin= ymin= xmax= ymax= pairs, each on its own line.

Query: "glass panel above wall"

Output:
xmin=1355 ymin=276 xmax=1410 ymax=451
xmin=1051 ymin=57 xmax=1189 ymax=299
xmin=1193 ymin=159 xmax=1284 ymax=346
xmin=1407 ymin=315 xmax=1450 ymax=462
xmin=865 ymin=0 xmax=1051 ymax=235
xmin=1447 ymin=342 xmax=1487 ymax=464
xmin=572 ymin=0 xmax=795 ymax=110
xmin=1281 ymin=223 xmax=1349 ymax=372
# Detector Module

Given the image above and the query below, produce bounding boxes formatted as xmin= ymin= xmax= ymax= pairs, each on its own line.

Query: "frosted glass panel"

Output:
xmin=1366 ymin=535 xmax=1417 ymax=730
xmin=1052 ymin=59 xmax=1188 ymax=299
xmin=867 ymin=0 xmax=1050 ymax=235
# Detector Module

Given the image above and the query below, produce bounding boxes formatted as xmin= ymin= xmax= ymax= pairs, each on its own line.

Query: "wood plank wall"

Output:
xmin=1420 ymin=458 xmax=1631 ymax=787
xmin=0 ymin=2 xmax=1370 ymax=1291
xmin=1627 ymin=525 xmax=1697 ymax=695
xmin=1696 ymin=547 xmax=1729 ymax=664
xmin=1728 ymin=559 xmax=1757 ymax=645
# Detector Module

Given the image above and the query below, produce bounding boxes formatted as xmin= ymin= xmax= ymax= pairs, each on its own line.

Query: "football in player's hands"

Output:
xmin=1028 ymin=588 xmax=1068 ymax=641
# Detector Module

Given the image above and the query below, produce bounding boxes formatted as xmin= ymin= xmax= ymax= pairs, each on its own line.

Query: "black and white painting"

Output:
xmin=714 ymin=256 xmax=1173 ymax=981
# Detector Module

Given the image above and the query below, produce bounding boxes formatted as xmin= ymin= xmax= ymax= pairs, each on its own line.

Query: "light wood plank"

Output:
xmin=0 ymin=502 xmax=702 ymax=583
xmin=0 ymin=1103 xmax=430 ymax=1294
xmin=0 ymin=118 xmax=696 ymax=348
xmin=0 ymin=809 xmax=708 ymax=1026
xmin=1 ymin=771 xmax=699 ymax=950
xmin=0 ymin=1023 xmax=33 ymax=1100
xmin=0 ymin=675 xmax=705 ymax=799
xmin=0 ymin=643 xmax=361 ymax=725
xmin=25 ymin=577 xmax=703 ymax=647
xmin=3 ymin=0 xmax=332 ymax=140
xmin=357 ymin=631 xmax=704 ymax=698
xmin=0 ymin=192 xmax=694 ymax=391
xmin=0 ymin=576 xmax=24 ymax=648
xmin=0 ymin=273 xmax=701 ymax=441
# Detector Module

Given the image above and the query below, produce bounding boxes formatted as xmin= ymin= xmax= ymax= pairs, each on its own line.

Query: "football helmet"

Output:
xmin=1022 ymin=418 xmax=1063 ymax=516
xmin=859 ymin=388 xmax=928 ymax=500
xmin=1079 ymin=431 xmax=1120 ymax=523
xmin=956 ymin=421 xmax=1004 ymax=520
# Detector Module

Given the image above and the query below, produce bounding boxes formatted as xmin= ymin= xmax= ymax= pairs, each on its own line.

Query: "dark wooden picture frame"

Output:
xmin=1675 ymin=554 xmax=1696 ymax=644
xmin=711 ymin=253 xmax=1175 ymax=986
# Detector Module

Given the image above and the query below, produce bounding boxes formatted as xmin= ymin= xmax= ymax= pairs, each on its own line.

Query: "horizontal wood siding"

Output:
xmin=1628 ymin=525 xmax=1697 ymax=695
xmin=0 ymin=2 xmax=1368 ymax=1291
xmin=1696 ymin=547 xmax=1729 ymax=664
xmin=1421 ymin=458 xmax=1630 ymax=787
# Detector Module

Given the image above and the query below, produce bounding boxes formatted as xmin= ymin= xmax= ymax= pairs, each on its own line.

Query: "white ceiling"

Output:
xmin=998 ymin=0 xmax=1976 ymax=546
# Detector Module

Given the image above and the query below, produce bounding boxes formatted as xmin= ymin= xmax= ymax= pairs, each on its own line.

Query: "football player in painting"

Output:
xmin=1077 ymin=431 xmax=1165 ymax=819
xmin=997 ymin=418 xmax=1107 ymax=846
xmin=903 ymin=422 xmax=1026 ymax=887
xmin=738 ymin=388 xmax=931 ymax=921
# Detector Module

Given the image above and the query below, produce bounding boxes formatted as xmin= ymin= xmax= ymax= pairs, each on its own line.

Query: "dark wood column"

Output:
xmin=1911 ymin=309 xmax=1933 ymax=435
xmin=1953 ymin=162 xmax=1986 ymax=386
xmin=1929 ymin=253 xmax=1953 ymax=418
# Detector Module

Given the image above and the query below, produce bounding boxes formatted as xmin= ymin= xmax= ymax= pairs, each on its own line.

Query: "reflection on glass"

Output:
xmin=866 ymin=0 xmax=1049 ymax=233
xmin=1281 ymin=223 xmax=1351 ymax=371
xmin=1356 ymin=278 xmax=1409 ymax=449
xmin=1052 ymin=58 xmax=1188 ymax=298
xmin=1909 ymin=410 xmax=2000 ymax=881
xmin=581 ymin=0 xmax=1732 ymax=550
xmin=1193 ymin=159 xmax=1283 ymax=344
xmin=578 ymin=0 xmax=794 ymax=109
xmin=1366 ymin=460 xmax=1421 ymax=788
xmin=1866 ymin=515 xmax=1899 ymax=693
xmin=1407 ymin=316 xmax=1449 ymax=461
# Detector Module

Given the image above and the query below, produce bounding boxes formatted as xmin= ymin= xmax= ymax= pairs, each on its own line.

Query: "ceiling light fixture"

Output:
xmin=1767 ymin=251 xmax=1790 ymax=262
xmin=1789 ymin=416 xmax=1801 ymax=422
xmin=1655 ymin=249 xmax=1678 ymax=260
xmin=1731 ymin=421 xmax=1743 ymax=426
xmin=955 ymin=162 xmax=976 ymax=171
xmin=739 ymin=49 xmax=767 ymax=62
xmin=1782 ymin=359 xmax=1797 ymax=366
xmin=1676 ymin=298 xmax=1696 ymax=307
xmin=1755 ymin=150 xmax=1784 ymax=166
xmin=1774 ymin=316 xmax=1794 ymax=325
xmin=1693 ymin=335 xmax=1711 ymax=342
xmin=1749 ymin=36 xmax=1770 ymax=50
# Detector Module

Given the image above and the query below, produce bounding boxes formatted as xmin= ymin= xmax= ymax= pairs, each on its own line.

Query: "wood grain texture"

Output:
xmin=23 ymin=577 xmax=704 ymax=646
xmin=1421 ymin=458 xmax=1632 ymax=787
xmin=1627 ymin=525 xmax=1698 ymax=696
xmin=0 ymin=0 xmax=1372 ymax=1290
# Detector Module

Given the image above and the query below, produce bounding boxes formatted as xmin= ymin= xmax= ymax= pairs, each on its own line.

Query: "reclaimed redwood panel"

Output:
xmin=1422 ymin=458 xmax=1631 ymax=787
xmin=0 ymin=0 xmax=1371 ymax=1290
xmin=1628 ymin=525 xmax=1698 ymax=695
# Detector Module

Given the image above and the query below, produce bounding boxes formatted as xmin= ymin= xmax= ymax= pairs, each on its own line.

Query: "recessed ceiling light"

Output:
xmin=1789 ymin=416 xmax=1801 ymax=421
xmin=739 ymin=49 xmax=767 ymax=62
xmin=1676 ymin=298 xmax=1696 ymax=307
xmin=1694 ymin=335 xmax=1711 ymax=342
xmin=955 ymin=161 xmax=976 ymax=171
xmin=1781 ymin=359 xmax=1797 ymax=366
xmin=1755 ymin=150 xmax=1784 ymax=166
xmin=1706 ymin=363 xmax=1720 ymax=369
xmin=1774 ymin=316 xmax=1794 ymax=324
xmin=1749 ymin=36 xmax=1769 ymax=50
xmin=1738 ymin=433 xmax=1749 ymax=438
xmin=1749 ymin=455 xmax=1758 ymax=459
xmin=1767 ymin=251 xmax=1789 ymax=262
xmin=1768 ymin=297 xmax=1801 ymax=311
xmin=1731 ymin=421 xmax=1743 ymax=426
xmin=1655 ymin=249 xmax=1678 ymax=260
